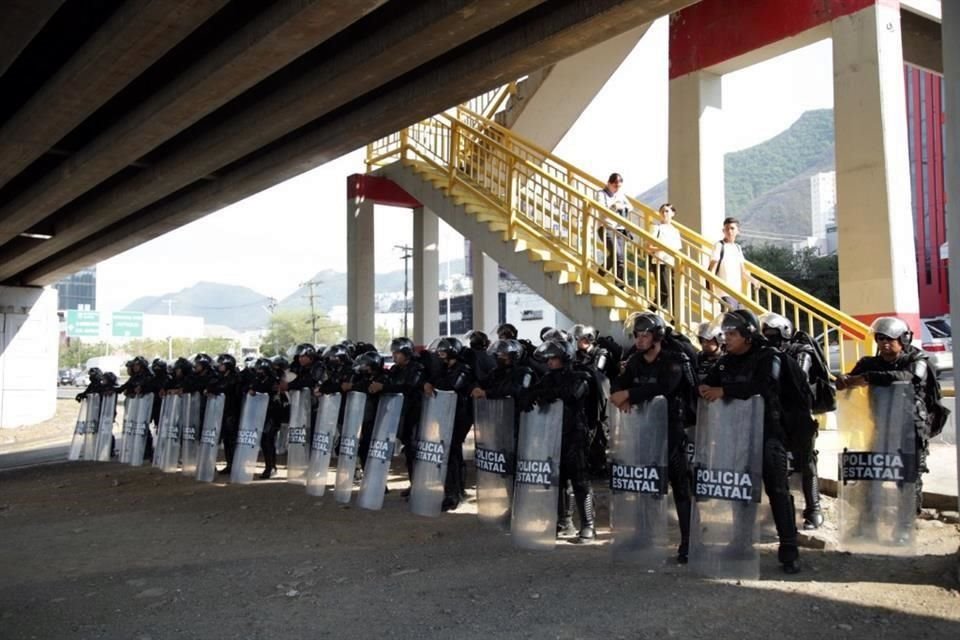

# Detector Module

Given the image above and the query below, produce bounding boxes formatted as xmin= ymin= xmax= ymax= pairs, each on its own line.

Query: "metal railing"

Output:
xmin=367 ymin=102 xmax=872 ymax=374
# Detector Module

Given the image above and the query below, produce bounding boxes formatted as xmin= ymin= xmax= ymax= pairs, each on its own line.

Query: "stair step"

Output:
xmin=592 ymin=295 xmax=631 ymax=308
xmin=525 ymin=248 xmax=553 ymax=262
xmin=542 ymin=260 xmax=576 ymax=273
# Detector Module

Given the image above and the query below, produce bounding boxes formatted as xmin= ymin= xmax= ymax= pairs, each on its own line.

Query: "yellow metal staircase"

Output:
xmin=367 ymin=101 xmax=871 ymax=374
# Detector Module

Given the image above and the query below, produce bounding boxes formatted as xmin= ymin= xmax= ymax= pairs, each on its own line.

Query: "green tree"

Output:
xmin=745 ymin=244 xmax=839 ymax=308
xmin=259 ymin=310 xmax=345 ymax=356
xmin=59 ymin=339 xmax=108 ymax=369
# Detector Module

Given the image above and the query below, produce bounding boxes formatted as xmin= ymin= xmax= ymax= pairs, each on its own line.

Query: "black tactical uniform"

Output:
xmin=522 ymin=338 xmax=595 ymax=541
xmin=347 ymin=352 xmax=388 ymax=471
xmin=208 ymin=354 xmax=242 ymax=473
xmin=702 ymin=310 xmax=799 ymax=573
xmin=614 ymin=313 xmax=694 ymax=562
xmin=245 ymin=358 xmax=280 ymax=479
xmin=380 ymin=338 xmax=425 ymax=486
xmin=426 ymin=338 xmax=476 ymax=510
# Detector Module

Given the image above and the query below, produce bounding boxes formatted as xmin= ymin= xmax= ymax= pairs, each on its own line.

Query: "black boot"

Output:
xmin=675 ymin=496 xmax=692 ymax=564
xmin=801 ymin=473 xmax=824 ymax=530
xmin=556 ymin=483 xmax=577 ymax=537
xmin=772 ymin=494 xmax=800 ymax=574
xmin=575 ymin=488 xmax=596 ymax=542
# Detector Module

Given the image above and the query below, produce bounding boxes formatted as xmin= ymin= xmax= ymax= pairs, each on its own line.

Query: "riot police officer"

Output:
xmin=699 ymin=310 xmax=800 ymax=574
xmin=119 ymin=356 xmax=155 ymax=460
xmin=609 ymin=313 xmax=694 ymax=563
xmin=208 ymin=353 xmax=242 ymax=475
xmin=343 ymin=350 xmax=387 ymax=475
xmin=522 ymin=338 xmax=595 ymax=542
xmin=247 ymin=357 xmax=280 ymax=479
xmin=695 ymin=319 xmax=724 ymax=379
xmin=369 ymin=337 xmax=425 ymax=493
xmin=462 ymin=330 xmax=496 ymax=384
xmin=470 ymin=339 xmax=536 ymax=423
xmin=761 ymin=312 xmax=824 ymax=529
xmin=836 ymin=317 xmax=943 ymax=517
xmin=424 ymin=337 xmax=476 ymax=511
xmin=76 ymin=367 xmax=104 ymax=402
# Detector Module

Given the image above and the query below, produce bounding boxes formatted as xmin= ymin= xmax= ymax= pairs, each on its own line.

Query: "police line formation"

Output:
xmin=69 ymin=310 xmax=949 ymax=579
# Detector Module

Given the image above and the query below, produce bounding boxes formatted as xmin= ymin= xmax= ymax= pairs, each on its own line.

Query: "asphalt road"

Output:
xmin=0 ymin=441 xmax=70 ymax=471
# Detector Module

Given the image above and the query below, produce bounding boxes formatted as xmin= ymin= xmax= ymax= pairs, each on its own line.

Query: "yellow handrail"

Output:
xmin=367 ymin=93 xmax=872 ymax=373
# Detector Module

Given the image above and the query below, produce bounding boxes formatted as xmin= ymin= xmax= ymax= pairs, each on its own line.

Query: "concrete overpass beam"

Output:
xmin=346 ymin=197 xmax=375 ymax=345
xmin=667 ymin=70 xmax=725 ymax=236
xmin=0 ymin=1 xmax=63 ymax=77
xmin=471 ymin=250 xmax=499 ymax=334
xmin=0 ymin=0 xmax=228 ymax=192
xmin=832 ymin=2 xmax=920 ymax=330
xmin=413 ymin=207 xmax=440 ymax=345
xmin=0 ymin=0 xmax=388 ymax=247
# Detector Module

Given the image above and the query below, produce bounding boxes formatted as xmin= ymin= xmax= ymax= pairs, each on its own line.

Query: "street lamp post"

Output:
xmin=162 ymin=299 xmax=173 ymax=361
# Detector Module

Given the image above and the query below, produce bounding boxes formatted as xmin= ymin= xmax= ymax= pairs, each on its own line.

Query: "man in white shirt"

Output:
xmin=651 ymin=203 xmax=683 ymax=308
xmin=707 ymin=217 xmax=748 ymax=310
xmin=596 ymin=172 xmax=630 ymax=286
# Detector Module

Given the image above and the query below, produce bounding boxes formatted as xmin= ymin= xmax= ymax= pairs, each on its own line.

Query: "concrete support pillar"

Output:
xmin=471 ymin=250 xmax=499 ymax=332
xmin=667 ymin=70 xmax=725 ymax=236
xmin=832 ymin=3 xmax=920 ymax=330
xmin=941 ymin=1 xmax=960 ymax=514
xmin=346 ymin=197 xmax=375 ymax=344
xmin=0 ymin=286 xmax=58 ymax=428
xmin=413 ymin=206 xmax=439 ymax=344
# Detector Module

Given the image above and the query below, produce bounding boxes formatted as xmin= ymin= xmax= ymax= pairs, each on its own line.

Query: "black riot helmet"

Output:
xmin=294 ymin=343 xmax=316 ymax=359
xmin=271 ymin=355 xmax=289 ymax=371
xmin=354 ymin=341 xmax=377 ymax=356
xmin=353 ymin=351 xmax=384 ymax=376
xmin=151 ymin=358 xmax=167 ymax=375
xmin=720 ymin=309 xmax=761 ymax=339
xmin=464 ymin=330 xmax=490 ymax=351
xmin=624 ymin=312 xmax=666 ymax=341
xmin=534 ymin=338 xmax=575 ymax=364
xmin=173 ymin=357 xmax=192 ymax=376
xmin=433 ymin=337 xmax=463 ymax=362
xmin=323 ymin=344 xmax=352 ymax=367
xmin=102 ymin=372 xmax=118 ymax=387
xmin=571 ymin=324 xmax=597 ymax=345
xmin=131 ymin=355 xmax=150 ymax=371
xmin=255 ymin=357 xmax=274 ymax=375
xmin=87 ymin=367 xmax=103 ymax=382
xmin=216 ymin=353 xmax=237 ymax=370
xmin=489 ymin=339 xmax=523 ymax=366
xmin=540 ymin=328 xmax=573 ymax=345
xmin=339 ymin=339 xmax=357 ymax=358
xmin=194 ymin=352 xmax=213 ymax=371
xmin=389 ymin=337 xmax=415 ymax=358
xmin=495 ymin=323 xmax=519 ymax=340
xmin=539 ymin=326 xmax=554 ymax=342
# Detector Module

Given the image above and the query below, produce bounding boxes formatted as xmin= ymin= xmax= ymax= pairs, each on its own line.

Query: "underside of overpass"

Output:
xmin=0 ymin=0 xmax=696 ymax=288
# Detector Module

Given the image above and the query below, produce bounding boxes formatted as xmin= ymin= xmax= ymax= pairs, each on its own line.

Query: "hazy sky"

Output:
xmin=96 ymin=18 xmax=834 ymax=312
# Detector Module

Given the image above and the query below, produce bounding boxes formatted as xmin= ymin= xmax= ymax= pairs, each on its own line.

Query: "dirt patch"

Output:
xmin=0 ymin=399 xmax=81 ymax=449
xmin=0 ymin=458 xmax=957 ymax=640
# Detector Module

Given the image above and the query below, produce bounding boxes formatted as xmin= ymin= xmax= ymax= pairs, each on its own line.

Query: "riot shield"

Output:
xmin=128 ymin=394 xmax=154 ymax=467
xmin=68 ymin=397 xmax=95 ymax=461
xmin=94 ymin=393 xmax=117 ymax=462
xmin=306 ymin=393 xmax=342 ymax=497
xmin=511 ymin=400 xmax=563 ymax=550
xmin=688 ymin=396 xmax=764 ymax=580
xmin=286 ymin=390 xmax=312 ymax=485
xmin=80 ymin=394 xmax=102 ymax=460
xmin=334 ymin=392 xmax=366 ymax=504
xmin=157 ymin=395 xmax=183 ymax=473
xmin=409 ymin=390 xmax=457 ymax=518
xmin=473 ymin=397 xmax=516 ymax=526
xmin=180 ymin=392 xmax=202 ymax=476
xmin=196 ymin=394 xmax=225 ymax=483
xmin=837 ymin=383 xmax=918 ymax=554
xmin=609 ymin=397 xmax=670 ymax=566
xmin=152 ymin=395 xmax=173 ymax=468
xmin=230 ymin=393 xmax=269 ymax=485
xmin=119 ymin=396 xmax=135 ymax=464
xmin=357 ymin=393 xmax=404 ymax=510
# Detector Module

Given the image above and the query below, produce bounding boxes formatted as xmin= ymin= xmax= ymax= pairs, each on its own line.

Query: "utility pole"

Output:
xmin=264 ymin=297 xmax=278 ymax=355
xmin=300 ymin=280 xmax=322 ymax=344
xmin=394 ymin=244 xmax=413 ymax=337
xmin=162 ymin=299 xmax=173 ymax=361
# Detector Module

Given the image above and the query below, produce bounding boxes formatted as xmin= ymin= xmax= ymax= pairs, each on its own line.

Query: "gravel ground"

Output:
xmin=0 ymin=455 xmax=958 ymax=640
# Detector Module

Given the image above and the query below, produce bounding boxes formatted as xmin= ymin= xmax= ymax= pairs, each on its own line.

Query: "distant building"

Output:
xmin=809 ymin=171 xmax=836 ymax=251
xmin=54 ymin=267 xmax=96 ymax=311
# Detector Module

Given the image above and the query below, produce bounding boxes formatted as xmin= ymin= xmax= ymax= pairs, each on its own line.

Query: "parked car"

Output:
xmin=58 ymin=368 xmax=76 ymax=386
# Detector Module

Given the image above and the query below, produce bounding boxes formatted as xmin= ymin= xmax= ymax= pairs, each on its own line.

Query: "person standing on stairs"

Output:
xmin=707 ymin=217 xmax=749 ymax=311
xmin=596 ymin=172 xmax=631 ymax=288
xmin=650 ymin=203 xmax=683 ymax=311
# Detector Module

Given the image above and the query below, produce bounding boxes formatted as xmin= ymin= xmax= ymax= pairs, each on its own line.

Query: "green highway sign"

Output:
xmin=65 ymin=310 xmax=100 ymax=338
xmin=111 ymin=311 xmax=143 ymax=338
